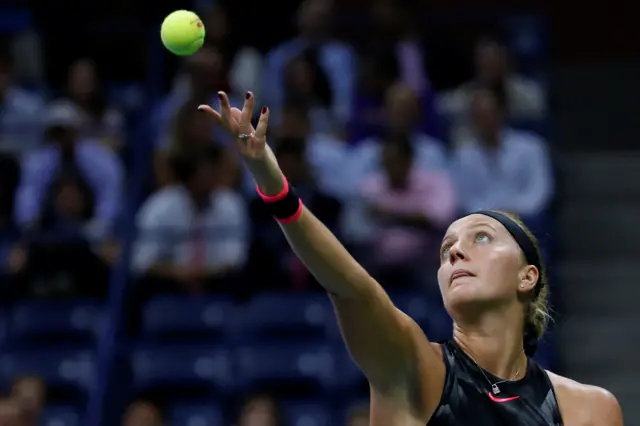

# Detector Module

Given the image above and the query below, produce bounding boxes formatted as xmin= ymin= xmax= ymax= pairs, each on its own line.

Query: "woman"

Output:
xmin=198 ymin=92 xmax=623 ymax=425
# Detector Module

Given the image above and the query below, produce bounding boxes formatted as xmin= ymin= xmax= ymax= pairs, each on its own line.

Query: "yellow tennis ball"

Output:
xmin=161 ymin=10 xmax=205 ymax=56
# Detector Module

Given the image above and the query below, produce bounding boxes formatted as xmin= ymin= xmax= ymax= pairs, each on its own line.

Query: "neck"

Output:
xmin=452 ymin=308 xmax=526 ymax=379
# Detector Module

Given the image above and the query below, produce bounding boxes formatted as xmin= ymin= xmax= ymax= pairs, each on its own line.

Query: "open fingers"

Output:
xmin=239 ymin=92 xmax=255 ymax=132
xmin=197 ymin=105 xmax=223 ymax=125
xmin=216 ymin=91 xmax=237 ymax=133
xmin=255 ymin=106 xmax=270 ymax=138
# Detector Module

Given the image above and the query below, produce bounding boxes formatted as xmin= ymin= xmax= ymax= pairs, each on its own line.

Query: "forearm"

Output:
xmin=246 ymin=148 xmax=375 ymax=298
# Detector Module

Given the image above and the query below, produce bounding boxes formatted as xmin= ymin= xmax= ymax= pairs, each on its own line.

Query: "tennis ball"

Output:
xmin=161 ymin=10 xmax=205 ymax=56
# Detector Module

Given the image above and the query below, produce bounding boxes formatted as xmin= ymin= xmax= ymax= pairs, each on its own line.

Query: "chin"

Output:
xmin=443 ymin=284 xmax=489 ymax=315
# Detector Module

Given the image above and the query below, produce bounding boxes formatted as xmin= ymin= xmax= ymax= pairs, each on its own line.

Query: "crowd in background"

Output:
xmin=0 ymin=0 xmax=551 ymax=424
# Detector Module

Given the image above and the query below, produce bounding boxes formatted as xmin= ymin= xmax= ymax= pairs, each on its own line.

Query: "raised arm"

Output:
xmin=199 ymin=92 xmax=444 ymax=397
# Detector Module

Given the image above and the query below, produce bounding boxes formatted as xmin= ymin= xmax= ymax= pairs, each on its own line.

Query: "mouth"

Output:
xmin=450 ymin=270 xmax=476 ymax=285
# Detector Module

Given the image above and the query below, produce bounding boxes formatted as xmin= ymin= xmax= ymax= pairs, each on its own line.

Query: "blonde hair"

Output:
xmin=497 ymin=211 xmax=551 ymax=340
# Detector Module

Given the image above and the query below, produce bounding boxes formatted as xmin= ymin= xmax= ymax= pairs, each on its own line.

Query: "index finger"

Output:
xmin=239 ymin=91 xmax=255 ymax=130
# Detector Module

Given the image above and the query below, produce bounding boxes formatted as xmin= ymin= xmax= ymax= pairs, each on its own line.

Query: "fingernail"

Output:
xmin=217 ymin=92 xmax=223 ymax=100
xmin=261 ymin=106 xmax=268 ymax=114
xmin=245 ymin=91 xmax=251 ymax=100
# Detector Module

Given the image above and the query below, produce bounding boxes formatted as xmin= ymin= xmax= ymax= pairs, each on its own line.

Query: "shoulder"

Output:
xmin=547 ymin=371 xmax=623 ymax=425
xmin=212 ymin=189 xmax=247 ymax=215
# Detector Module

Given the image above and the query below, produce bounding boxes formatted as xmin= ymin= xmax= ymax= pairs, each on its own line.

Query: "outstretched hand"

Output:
xmin=197 ymin=91 xmax=270 ymax=161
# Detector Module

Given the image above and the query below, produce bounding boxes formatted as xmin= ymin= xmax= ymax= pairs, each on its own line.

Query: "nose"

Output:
xmin=448 ymin=242 xmax=466 ymax=264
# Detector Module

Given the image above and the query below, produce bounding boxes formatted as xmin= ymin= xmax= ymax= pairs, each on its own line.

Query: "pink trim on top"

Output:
xmin=256 ymin=176 xmax=289 ymax=202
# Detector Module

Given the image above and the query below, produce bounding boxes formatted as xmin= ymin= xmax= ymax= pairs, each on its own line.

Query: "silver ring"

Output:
xmin=237 ymin=133 xmax=252 ymax=141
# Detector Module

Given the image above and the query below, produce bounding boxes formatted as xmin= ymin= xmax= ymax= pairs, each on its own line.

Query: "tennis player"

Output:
xmin=198 ymin=91 xmax=623 ymax=426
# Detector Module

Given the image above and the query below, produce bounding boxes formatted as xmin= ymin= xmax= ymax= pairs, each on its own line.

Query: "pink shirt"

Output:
xmin=361 ymin=169 xmax=456 ymax=265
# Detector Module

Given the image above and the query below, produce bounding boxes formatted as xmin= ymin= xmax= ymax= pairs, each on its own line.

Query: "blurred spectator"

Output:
xmin=201 ymin=5 xmax=264 ymax=104
xmin=248 ymin=139 xmax=341 ymax=291
xmin=348 ymin=0 xmax=440 ymax=141
xmin=0 ymin=48 xmax=45 ymax=156
xmin=122 ymin=400 xmax=163 ymax=426
xmin=234 ymin=393 xmax=288 ymax=426
xmin=0 ymin=398 xmax=24 ymax=426
xmin=264 ymin=0 xmax=355 ymax=126
xmin=282 ymin=48 xmax=339 ymax=135
xmin=154 ymin=99 xmax=243 ymax=192
xmin=346 ymin=404 xmax=369 ymax=426
xmin=10 ymin=376 xmax=45 ymax=426
xmin=451 ymin=86 xmax=553 ymax=219
xmin=14 ymin=100 xmax=124 ymax=236
xmin=347 ymin=84 xmax=448 ymax=191
xmin=270 ymin=102 xmax=347 ymax=198
xmin=9 ymin=101 xmax=122 ymax=299
xmin=132 ymin=147 xmax=249 ymax=296
xmin=357 ymin=135 xmax=455 ymax=288
xmin=440 ymin=36 xmax=546 ymax=144
xmin=154 ymin=46 xmax=231 ymax=148
xmin=64 ymin=58 xmax=125 ymax=153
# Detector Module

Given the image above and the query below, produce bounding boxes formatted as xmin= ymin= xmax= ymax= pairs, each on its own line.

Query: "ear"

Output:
xmin=517 ymin=265 xmax=539 ymax=295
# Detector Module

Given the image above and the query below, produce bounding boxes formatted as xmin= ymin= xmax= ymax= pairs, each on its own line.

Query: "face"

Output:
xmin=11 ymin=378 xmax=45 ymax=416
xmin=286 ymin=59 xmax=314 ymax=97
xmin=469 ymin=90 xmax=503 ymax=141
xmin=0 ymin=400 xmax=23 ymax=426
xmin=438 ymin=215 xmax=531 ymax=317
xmin=385 ymin=86 xmax=419 ymax=133
xmin=180 ymin=111 xmax=213 ymax=149
xmin=68 ymin=60 xmax=97 ymax=102
xmin=297 ymin=0 xmax=331 ymax=36
xmin=381 ymin=143 xmax=410 ymax=187
xmin=203 ymin=8 xmax=228 ymax=44
xmin=187 ymin=47 xmax=223 ymax=92
xmin=123 ymin=402 xmax=161 ymax=426
xmin=475 ymin=41 xmax=508 ymax=83
xmin=238 ymin=397 xmax=278 ymax=426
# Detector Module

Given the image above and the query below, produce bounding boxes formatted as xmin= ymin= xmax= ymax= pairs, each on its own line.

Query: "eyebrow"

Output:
xmin=442 ymin=222 xmax=498 ymax=244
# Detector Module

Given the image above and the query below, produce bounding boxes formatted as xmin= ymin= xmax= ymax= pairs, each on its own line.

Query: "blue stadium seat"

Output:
xmin=283 ymin=401 xmax=331 ymax=426
xmin=392 ymin=293 xmax=451 ymax=341
xmin=170 ymin=404 xmax=223 ymax=426
xmin=232 ymin=294 xmax=332 ymax=340
xmin=39 ymin=406 xmax=80 ymax=426
xmin=131 ymin=344 xmax=234 ymax=393
xmin=0 ymin=349 xmax=94 ymax=391
xmin=235 ymin=342 xmax=337 ymax=390
xmin=142 ymin=296 xmax=234 ymax=339
xmin=9 ymin=301 xmax=101 ymax=342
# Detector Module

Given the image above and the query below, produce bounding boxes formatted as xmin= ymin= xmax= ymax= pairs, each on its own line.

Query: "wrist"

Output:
xmin=246 ymin=155 xmax=285 ymax=196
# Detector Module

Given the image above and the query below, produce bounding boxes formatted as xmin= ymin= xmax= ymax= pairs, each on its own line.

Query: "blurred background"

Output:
xmin=0 ymin=0 xmax=637 ymax=425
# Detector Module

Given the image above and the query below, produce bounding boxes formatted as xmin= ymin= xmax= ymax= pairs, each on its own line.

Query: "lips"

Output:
xmin=450 ymin=269 xmax=475 ymax=284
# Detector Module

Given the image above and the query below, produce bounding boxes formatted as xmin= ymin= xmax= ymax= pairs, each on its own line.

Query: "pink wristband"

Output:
xmin=256 ymin=176 xmax=303 ymax=223
xmin=277 ymin=199 xmax=303 ymax=224
xmin=256 ymin=177 xmax=290 ymax=202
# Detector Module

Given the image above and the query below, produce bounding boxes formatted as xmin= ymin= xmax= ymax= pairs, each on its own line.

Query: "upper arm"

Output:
xmin=331 ymin=283 xmax=444 ymax=397
xmin=14 ymin=152 xmax=48 ymax=225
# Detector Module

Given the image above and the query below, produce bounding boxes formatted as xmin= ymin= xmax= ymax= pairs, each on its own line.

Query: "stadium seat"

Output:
xmin=231 ymin=294 xmax=332 ymax=340
xmin=9 ymin=301 xmax=101 ymax=343
xmin=392 ymin=293 xmax=451 ymax=341
xmin=170 ymin=404 xmax=223 ymax=426
xmin=141 ymin=296 xmax=234 ymax=339
xmin=131 ymin=344 xmax=234 ymax=393
xmin=39 ymin=406 xmax=80 ymax=426
xmin=0 ymin=349 xmax=94 ymax=391
xmin=235 ymin=342 xmax=337 ymax=390
xmin=283 ymin=401 xmax=331 ymax=426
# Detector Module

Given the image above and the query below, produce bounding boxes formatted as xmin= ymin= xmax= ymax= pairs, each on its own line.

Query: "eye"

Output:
xmin=475 ymin=232 xmax=491 ymax=244
xmin=440 ymin=243 xmax=452 ymax=260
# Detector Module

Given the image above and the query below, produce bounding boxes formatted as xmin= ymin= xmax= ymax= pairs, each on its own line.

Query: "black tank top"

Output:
xmin=427 ymin=340 xmax=563 ymax=426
